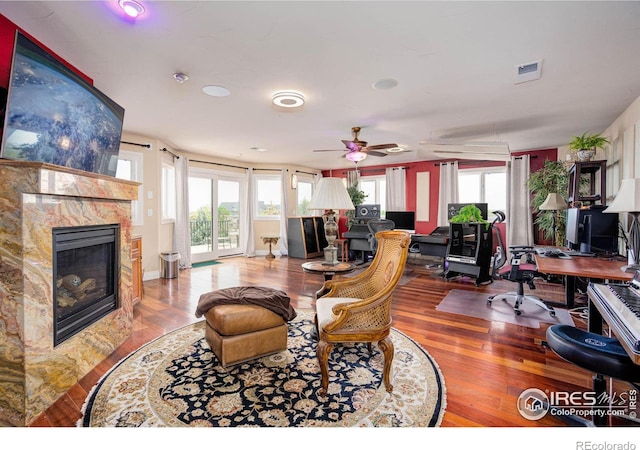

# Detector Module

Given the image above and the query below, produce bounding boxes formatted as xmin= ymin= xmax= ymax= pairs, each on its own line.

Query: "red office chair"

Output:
xmin=487 ymin=212 xmax=555 ymax=317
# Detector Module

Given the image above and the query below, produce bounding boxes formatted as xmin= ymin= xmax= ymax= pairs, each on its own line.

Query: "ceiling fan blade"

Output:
xmin=364 ymin=143 xmax=398 ymax=151
xmin=365 ymin=150 xmax=388 ymax=157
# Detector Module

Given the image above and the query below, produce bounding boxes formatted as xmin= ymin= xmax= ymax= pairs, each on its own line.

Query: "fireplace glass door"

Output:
xmin=53 ymin=224 xmax=119 ymax=346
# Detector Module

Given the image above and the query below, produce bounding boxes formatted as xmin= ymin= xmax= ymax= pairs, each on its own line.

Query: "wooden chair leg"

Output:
xmin=378 ymin=335 xmax=394 ymax=393
xmin=317 ymin=339 xmax=334 ymax=396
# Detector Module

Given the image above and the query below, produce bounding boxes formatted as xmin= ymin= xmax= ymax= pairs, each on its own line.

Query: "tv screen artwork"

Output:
xmin=1 ymin=31 xmax=125 ymax=177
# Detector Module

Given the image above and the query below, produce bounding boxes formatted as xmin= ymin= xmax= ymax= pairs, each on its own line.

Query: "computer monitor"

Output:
xmin=385 ymin=211 xmax=415 ymax=232
xmin=565 ymin=206 xmax=618 ymax=255
xmin=447 ymin=203 xmax=489 ymax=221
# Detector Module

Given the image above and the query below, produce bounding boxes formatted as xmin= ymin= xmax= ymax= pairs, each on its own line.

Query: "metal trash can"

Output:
xmin=160 ymin=251 xmax=180 ymax=279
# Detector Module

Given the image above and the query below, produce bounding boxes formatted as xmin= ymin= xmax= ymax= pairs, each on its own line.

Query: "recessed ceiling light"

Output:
xmin=272 ymin=91 xmax=305 ymax=108
xmin=118 ymin=0 xmax=145 ymax=18
xmin=202 ymin=85 xmax=231 ymax=97
xmin=372 ymin=78 xmax=398 ymax=90
xmin=386 ymin=146 xmax=404 ymax=153
xmin=172 ymin=72 xmax=189 ymax=83
xmin=251 ymin=147 xmax=268 ymax=152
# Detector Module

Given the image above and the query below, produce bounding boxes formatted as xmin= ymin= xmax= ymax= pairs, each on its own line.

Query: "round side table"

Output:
xmin=301 ymin=261 xmax=355 ymax=299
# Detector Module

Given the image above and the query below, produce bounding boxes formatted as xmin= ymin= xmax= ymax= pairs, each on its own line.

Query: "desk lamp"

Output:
xmin=308 ymin=178 xmax=355 ymax=265
xmin=604 ymin=178 xmax=640 ymax=272
xmin=539 ymin=192 xmax=567 ymax=247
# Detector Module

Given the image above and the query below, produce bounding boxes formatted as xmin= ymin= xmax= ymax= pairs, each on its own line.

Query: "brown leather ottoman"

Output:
xmin=204 ymin=304 xmax=288 ymax=367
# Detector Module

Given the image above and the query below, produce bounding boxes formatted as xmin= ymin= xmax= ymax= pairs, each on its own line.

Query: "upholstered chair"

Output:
xmin=314 ymin=230 xmax=411 ymax=396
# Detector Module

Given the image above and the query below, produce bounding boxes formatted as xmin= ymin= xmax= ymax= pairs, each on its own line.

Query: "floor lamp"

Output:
xmin=539 ymin=193 xmax=567 ymax=247
xmin=308 ymin=178 xmax=355 ymax=265
xmin=604 ymin=178 xmax=640 ymax=273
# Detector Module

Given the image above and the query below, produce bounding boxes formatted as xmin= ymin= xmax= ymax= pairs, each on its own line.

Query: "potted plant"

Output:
xmin=568 ymin=131 xmax=610 ymax=162
xmin=345 ymin=183 xmax=367 ymax=229
xmin=449 ymin=204 xmax=489 ymax=228
xmin=527 ymin=160 xmax=569 ymax=245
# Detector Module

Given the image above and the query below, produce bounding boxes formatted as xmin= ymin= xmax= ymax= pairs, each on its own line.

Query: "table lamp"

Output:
xmin=604 ymin=178 xmax=640 ymax=272
xmin=308 ymin=178 xmax=355 ymax=265
xmin=539 ymin=192 xmax=568 ymax=247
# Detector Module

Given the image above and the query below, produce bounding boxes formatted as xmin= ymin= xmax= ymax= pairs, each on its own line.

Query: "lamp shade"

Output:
xmin=539 ymin=193 xmax=567 ymax=211
xmin=604 ymin=178 xmax=640 ymax=213
xmin=308 ymin=178 xmax=355 ymax=211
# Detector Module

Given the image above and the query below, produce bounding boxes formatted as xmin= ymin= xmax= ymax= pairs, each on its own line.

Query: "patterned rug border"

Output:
xmin=79 ymin=309 xmax=446 ymax=427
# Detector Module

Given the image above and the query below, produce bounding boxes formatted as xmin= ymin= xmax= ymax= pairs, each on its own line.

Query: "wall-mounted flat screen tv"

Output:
xmin=1 ymin=31 xmax=125 ymax=177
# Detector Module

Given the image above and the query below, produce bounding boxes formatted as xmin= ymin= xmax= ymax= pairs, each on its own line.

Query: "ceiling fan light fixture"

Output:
xmin=346 ymin=151 xmax=367 ymax=162
xmin=272 ymin=91 xmax=305 ymax=108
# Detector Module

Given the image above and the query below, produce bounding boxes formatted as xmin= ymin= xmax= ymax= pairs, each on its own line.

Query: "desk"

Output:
xmin=260 ymin=234 xmax=280 ymax=260
xmin=535 ymin=253 xmax=633 ymax=308
xmin=301 ymin=261 xmax=355 ymax=299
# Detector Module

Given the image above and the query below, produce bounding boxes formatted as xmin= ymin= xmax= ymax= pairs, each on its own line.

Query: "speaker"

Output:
xmin=355 ymin=204 xmax=380 ymax=219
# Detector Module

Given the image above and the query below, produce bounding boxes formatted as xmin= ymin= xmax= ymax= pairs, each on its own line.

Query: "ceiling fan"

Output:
xmin=419 ymin=139 xmax=511 ymax=161
xmin=313 ymin=127 xmax=399 ymax=161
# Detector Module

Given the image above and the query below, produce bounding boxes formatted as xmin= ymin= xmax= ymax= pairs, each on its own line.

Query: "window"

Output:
xmin=296 ymin=177 xmax=314 ymax=216
xmin=161 ymin=160 xmax=176 ymax=222
xmin=255 ymin=175 xmax=281 ymax=219
xmin=115 ymin=150 xmax=143 ymax=226
xmin=359 ymin=175 xmax=386 ymax=214
xmin=458 ymin=167 xmax=507 ymax=220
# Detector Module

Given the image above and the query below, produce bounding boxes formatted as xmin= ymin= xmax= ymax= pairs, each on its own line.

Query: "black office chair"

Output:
xmin=367 ymin=219 xmax=395 ymax=255
xmin=487 ymin=211 xmax=555 ymax=317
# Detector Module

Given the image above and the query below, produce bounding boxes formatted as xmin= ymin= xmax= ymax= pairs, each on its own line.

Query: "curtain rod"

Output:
xmin=120 ymin=140 xmax=151 ymax=148
xmin=434 ymin=155 xmax=537 ymax=166
xmin=189 ymin=159 xmax=283 ymax=172
xmin=340 ymin=166 xmax=408 ymax=175
xmin=161 ymin=147 xmax=180 ymax=159
xmin=295 ymin=170 xmax=316 ymax=176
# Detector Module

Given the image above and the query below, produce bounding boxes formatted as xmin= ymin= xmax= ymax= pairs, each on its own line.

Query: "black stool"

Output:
xmin=546 ymin=324 xmax=640 ymax=426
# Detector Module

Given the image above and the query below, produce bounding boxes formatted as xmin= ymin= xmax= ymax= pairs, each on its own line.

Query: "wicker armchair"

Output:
xmin=314 ymin=230 xmax=411 ymax=396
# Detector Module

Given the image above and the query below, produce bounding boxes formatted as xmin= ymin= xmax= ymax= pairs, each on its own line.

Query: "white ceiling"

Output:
xmin=1 ymin=1 xmax=640 ymax=170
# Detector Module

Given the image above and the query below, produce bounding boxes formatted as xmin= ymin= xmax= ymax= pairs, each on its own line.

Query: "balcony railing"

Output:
xmin=189 ymin=218 xmax=239 ymax=248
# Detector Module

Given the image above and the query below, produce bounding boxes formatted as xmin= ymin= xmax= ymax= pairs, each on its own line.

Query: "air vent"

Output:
xmin=514 ymin=59 xmax=543 ymax=84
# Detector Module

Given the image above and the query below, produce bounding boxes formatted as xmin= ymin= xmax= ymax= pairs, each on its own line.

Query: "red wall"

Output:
xmin=0 ymin=14 xmax=92 ymax=89
xmin=325 ymin=148 xmax=558 ymax=240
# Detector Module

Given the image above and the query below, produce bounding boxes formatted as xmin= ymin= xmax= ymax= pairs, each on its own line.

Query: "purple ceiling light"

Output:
xmin=119 ymin=0 xmax=145 ymax=18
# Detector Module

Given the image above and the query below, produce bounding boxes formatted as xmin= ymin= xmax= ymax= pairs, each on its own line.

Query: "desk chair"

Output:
xmin=367 ymin=219 xmax=396 ymax=255
xmin=487 ymin=212 xmax=555 ymax=317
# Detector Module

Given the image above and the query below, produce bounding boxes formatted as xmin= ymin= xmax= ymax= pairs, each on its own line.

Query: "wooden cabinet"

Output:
xmin=567 ymin=160 xmax=606 ymax=207
xmin=131 ymin=236 xmax=143 ymax=305
xmin=287 ymin=216 xmax=327 ymax=258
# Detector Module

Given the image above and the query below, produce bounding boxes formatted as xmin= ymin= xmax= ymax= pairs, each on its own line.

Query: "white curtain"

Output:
xmin=385 ymin=167 xmax=406 ymax=211
xmin=174 ymin=156 xmax=192 ymax=269
xmin=437 ymin=162 xmax=459 ymax=226
xmin=243 ymin=168 xmax=256 ymax=257
xmin=279 ymin=169 xmax=289 ymax=255
xmin=346 ymin=170 xmax=359 ymax=188
xmin=507 ymin=155 xmax=534 ymax=247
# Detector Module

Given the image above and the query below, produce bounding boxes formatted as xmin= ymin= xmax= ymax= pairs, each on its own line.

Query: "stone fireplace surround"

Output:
xmin=0 ymin=161 xmax=139 ymax=426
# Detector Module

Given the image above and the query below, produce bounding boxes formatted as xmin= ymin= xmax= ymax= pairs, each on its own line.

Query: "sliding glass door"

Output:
xmin=189 ymin=168 xmax=244 ymax=262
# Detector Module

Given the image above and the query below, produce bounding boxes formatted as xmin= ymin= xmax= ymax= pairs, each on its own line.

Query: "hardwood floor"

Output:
xmin=30 ymin=254 xmax=638 ymax=428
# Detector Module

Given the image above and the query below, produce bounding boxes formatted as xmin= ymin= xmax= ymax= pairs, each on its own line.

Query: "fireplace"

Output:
xmin=0 ymin=161 xmax=139 ymax=426
xmin=53 ymin=224 xmax=120 ymax=346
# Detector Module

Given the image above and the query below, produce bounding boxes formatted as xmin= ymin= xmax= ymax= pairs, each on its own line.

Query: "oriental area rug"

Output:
xmin=79 ymin=309 xmax=446 ymax=427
